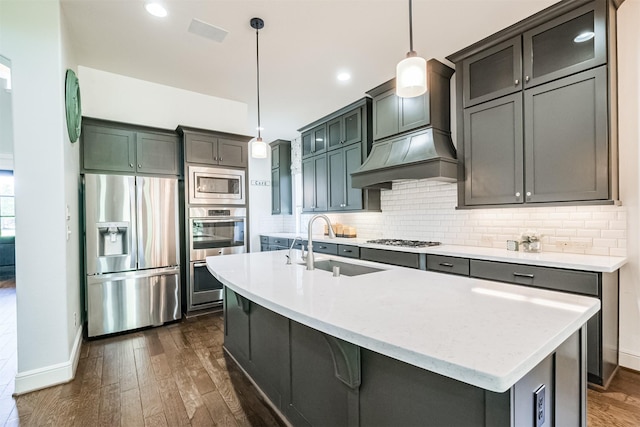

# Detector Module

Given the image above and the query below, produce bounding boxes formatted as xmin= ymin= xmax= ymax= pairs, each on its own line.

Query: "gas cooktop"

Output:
xmin=366 ymin=239 xmax=441 ymax=248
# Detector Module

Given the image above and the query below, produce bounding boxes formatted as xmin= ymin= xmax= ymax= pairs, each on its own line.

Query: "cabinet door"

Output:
xmin=185 ymin=133 xmax=217 ymax=164
xmin=373 ymin=89 xmax=399 ymax=140
xmin=301 ymin=157 xmax=316 ymax=212
xmin=135 ymin=132 xmax=179 ymax=175
xmin=462 ymin=36 xmax=522 ymax=108
xmin=343 ymin=108 xmax=362 ymax=146
xmin=218 ymin=138 xmax=247 ymax=168
xmin=314 ymin=155 xmax=328 ymax=211
xmin=326 ymin=116 xmax=343 ymax=151
xmin=312 ymin=125 xmax=327 ymax=155
xmin=344 ymin=144 xmax=363 ymax=210
xmin=523 ymin=1 xmax=606 ymax=89
xmin=271 ymin=168 xmax=281 ymax=215
xmin=399 ymin=93 xmax=429 ymax=133
xmin=464 ymin=93 xmax=524 ymax=206
xmin=301 ymin=131 xmax=314 ymax=159
xmin=82 ymin=125 xmax=136 ymax=172
xmin=224 ymin=288 xmax=250 ymax=362
xmin=271 ymin=144 xmax=280 ymax=169
xmin=327 ymin=149 xmax=345 ymax=211
xmin=524 ymin=67 xmax=608 ymax=203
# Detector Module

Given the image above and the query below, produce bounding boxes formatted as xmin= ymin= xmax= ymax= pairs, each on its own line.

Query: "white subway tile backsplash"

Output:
xmin=266 ymin=177 xmax=626 ymax=257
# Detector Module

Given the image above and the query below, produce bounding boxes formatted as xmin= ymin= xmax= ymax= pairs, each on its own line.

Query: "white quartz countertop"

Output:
xmin=263 ymin=232 xmax=626 ymax=272
xmin=207 ymin=250 xmax=600 ymax=392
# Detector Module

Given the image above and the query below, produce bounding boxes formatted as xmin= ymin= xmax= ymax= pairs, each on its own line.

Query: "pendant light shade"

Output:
xmin=396 ymin=0 xmax=427 ymax=98
xmin=250 ymin=17 xmax=267 ymax=159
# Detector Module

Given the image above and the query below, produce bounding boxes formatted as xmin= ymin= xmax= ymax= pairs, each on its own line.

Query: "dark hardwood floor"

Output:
xmin=0 ymin=281 xmax=639 ymax=426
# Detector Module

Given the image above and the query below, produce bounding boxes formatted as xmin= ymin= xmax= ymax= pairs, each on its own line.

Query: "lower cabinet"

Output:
xmin=223 ymin=287 xmax=587 ymax=427
xmin=360 ymin=247 xmax=422 ymax=269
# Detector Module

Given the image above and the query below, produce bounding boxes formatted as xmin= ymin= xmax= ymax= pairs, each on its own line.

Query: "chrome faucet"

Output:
xmin=307 ymin=214 xmax=335 ymax=270
xmin=287 ymin=236 xmax=306 ymax=264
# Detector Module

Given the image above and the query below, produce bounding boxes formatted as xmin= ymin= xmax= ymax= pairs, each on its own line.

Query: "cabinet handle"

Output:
xmin=219 ymin=158 xmax=223 ymax=162
xmin=515 ymin=192 xmax=521 ymax=197
xmin=526 ymin=191 xmax=532 ymax=197
xmin=439 ymin=262 xmax=454 ymax=267
xmin=343 ymin=249 xmax=353 ymax=253
xmin=513 ymin=272 xmax=535 ymax=279
xmin=525 ymin=75 xmax=530 ymax=82
xmin=515 ymin=79 xmax=519 ymax=86
xmin=318 ymin=246 xmax=326 ymax=249
xmin=129 ymin=163 xmax=134 ymax=168
xmin=138 ymin=164 xmax=142 ymax=168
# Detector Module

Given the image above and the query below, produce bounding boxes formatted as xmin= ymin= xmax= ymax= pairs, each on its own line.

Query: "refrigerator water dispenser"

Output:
xmin=97 ymin=222 xmax=130 ymax=257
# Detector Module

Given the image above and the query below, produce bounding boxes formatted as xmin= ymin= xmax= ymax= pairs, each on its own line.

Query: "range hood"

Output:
xmin=351 ymin=127 xmax=457 ymax=189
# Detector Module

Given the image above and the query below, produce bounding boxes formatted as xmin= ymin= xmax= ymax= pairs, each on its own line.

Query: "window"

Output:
xmin=0 ymin=173 xmax=14 ymax=237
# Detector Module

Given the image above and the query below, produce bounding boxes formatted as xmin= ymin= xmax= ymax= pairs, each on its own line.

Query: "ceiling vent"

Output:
xmin=188 ymin=18 xmax=228 ymax=43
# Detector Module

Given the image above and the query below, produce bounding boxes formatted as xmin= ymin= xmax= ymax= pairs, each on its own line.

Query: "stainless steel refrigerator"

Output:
xmin=83 ymin=174 xmax=181 ymax=337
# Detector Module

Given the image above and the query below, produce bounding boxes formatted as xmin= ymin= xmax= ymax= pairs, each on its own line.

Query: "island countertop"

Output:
xmin=207 ymin=250 xmax=600 ymax=393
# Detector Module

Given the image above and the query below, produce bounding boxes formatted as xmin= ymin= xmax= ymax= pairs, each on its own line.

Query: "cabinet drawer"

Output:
xmin=337 ymin=245 xmax=360 ymax=259
xmin=427 ymin=255 xmax=470 ymax=276
xmin=470 ymin=259 xmax=599 ymax=297
xmin=268 ymin=237 xmax=290 ymax=247
xmin=291 ymin=239 xmax=308 ymax=251
xmin=313 ymin=242 xmax=338 ymax=255
xmin=360 ymin=248 xmax=419 ymax=269
xmin=260 ymin=235 xmax=270 ymax=244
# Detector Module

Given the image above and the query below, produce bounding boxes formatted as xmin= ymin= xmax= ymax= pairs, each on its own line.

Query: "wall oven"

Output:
xmin=188 ymin=166 xmax=245 ymax=205
xmin=188 ymin=207 xmax=246 ymax=308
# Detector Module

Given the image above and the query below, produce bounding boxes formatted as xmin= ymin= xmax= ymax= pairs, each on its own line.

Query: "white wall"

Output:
xmin=617 ymin=0 xmax=640 ymax=371
xmin=0 ymin=55 xmax=14 ymax=170
xmin=78 ymin=66 xmax=247 ymax=134
xmin=0 ymin=0 xmax=81 ymax=393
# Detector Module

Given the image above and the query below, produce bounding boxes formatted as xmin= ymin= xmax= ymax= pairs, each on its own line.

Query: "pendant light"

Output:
xmin=396 ymin=0 xmax=427 ymax=98
xmin=250 ymin=17 xmax=268 ymax=159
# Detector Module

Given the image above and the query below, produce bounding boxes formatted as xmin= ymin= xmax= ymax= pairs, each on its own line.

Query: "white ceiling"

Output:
xmin=60 ymin=0 xmax=557 ymax=141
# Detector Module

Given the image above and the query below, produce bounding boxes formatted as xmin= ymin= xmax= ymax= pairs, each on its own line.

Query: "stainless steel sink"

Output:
xmin=300 ymin=259 xmax=384 ymax=276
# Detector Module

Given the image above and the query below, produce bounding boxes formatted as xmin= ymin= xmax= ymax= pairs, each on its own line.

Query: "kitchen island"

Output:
xmin=207 ymin=250 xmax=600 ymax=426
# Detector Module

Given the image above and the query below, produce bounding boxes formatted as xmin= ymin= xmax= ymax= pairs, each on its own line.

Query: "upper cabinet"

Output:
xmin=448 ymin=0 xmax=620 ymax=208
xmin=82 ymin=119 xmax=179 ymax=176
xmin=298 ymin=97 xmax=380 ymax=213
xmin=367 ymin=60 xmax=454 ymax=141
xmin=184 ymin=132 xmax=247 ymax=168
xmin=271 ymin=140 xmax=292 ymax=215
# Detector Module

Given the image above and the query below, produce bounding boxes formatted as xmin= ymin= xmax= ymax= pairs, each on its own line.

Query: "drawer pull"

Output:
xmin=439 ymin=262 xmax=454 ymax=268
xmin=318 ymin=246 xmax=326 ymax=249
xmin=343 ymin=249 xmax=353 ymax=253
xmin=513 ymin=272 xmax=535 ymax=279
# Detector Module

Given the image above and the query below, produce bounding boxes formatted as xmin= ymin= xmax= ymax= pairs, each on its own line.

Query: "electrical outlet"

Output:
xmin=573 ymin=241 xmax=591 ymax=249
xmin=555 ymin=239 xmax=572 ymax=248
xmin=534 ymin=385 xmax=546 ymax=427
xmin=480 ymin=235 xmax=494 ymax=243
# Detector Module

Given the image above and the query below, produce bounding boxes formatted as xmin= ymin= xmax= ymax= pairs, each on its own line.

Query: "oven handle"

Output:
xmin=194 ymin=262 xmax=208 ymax=268
xmin=190 ymin=217 xmax=246 ymax=222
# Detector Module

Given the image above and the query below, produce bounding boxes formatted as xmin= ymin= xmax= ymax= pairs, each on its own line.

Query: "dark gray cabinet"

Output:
xmin=270 ymin=140 xmax=292 ymax=215
xmin=301 ymin=124 xmax=327 ymax=159
xmin=469 ymin=259 xmax=618 ymax=386
xmin=449 ymin=0 xmax=620 ymax=208
xmin=360 ymin=248 xmax=421 ymax=269
xmin=82 ymin=121 xmax=179 ymax=176
xmin=302 ymin=154 xmax=328 ymax=212
xmin=524 ymin=67 xmax=608 ymax=203
xmin=299 ymin=98 xmax=380 ymax=213
xmin=463 ymin=93 xmax=524 ymax=206
xmin=426 ymin=255 xmax=470 ymax=276
xmin=327 ymin=108 xmax=362 ymax=151
xmin=224 ymin=287 xmax=250 ymax=362
xmin=184 ymin=132 xmax=247 ymax=168
xmin=367 ymin=60 xmax=454 ymax=141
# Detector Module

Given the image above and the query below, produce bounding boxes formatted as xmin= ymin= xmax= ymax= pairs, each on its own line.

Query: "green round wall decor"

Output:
xmin=65 ymin=69 xmax=82 ymax=143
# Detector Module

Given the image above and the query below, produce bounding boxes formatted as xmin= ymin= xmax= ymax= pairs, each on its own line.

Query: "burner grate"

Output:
xmin=366 ymin=239 xmax=441 ymax=248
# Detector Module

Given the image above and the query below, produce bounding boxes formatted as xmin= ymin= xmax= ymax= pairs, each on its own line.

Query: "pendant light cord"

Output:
xmin=255 ymin=26 xmax=262 ymax=140
xmin=408 ymin=0 xmax=414 ymax=53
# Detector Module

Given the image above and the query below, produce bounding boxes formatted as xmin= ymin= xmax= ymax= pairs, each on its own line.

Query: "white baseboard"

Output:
xmin=619 ymin=350 xmax=640 ymax=372
xmin=13 ymin=325 xmax=83 ymax=395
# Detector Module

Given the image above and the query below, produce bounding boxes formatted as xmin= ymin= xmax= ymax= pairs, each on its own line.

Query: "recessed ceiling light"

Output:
xmin=337 ymin=72 xmax=351 ymax=82
xmin=574 ymin=31 xmax=595 ymax=43
xmin=145 ymin=1 xmax=167 ymax=18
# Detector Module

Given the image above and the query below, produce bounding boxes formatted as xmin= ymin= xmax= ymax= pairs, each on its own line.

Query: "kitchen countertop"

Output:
xmin=262 ymin=232 xmax=627 ymax=272
xmin=207 ymin=250 xmax=600 ymax=392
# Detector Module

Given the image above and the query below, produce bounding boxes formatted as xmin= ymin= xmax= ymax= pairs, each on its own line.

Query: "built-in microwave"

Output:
xmin=188 ymin=166 xmax=245 ymax=205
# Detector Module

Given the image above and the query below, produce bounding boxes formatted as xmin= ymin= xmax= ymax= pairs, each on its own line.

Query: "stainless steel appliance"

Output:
xmin=188 ymin=165 xmax=245 ymax=205
xmin=188 ymin=207 xmax=246 ymax=309
xmin=84 ymin=174 xmax=180 ymax=337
